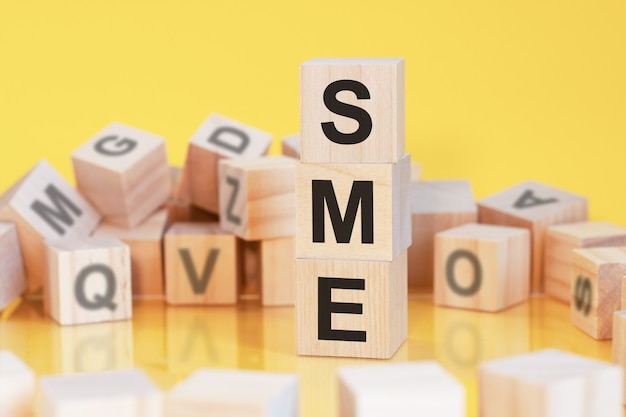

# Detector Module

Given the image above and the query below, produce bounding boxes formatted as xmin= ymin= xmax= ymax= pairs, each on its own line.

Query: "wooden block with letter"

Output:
xmin=165 ymin=368 xmax=298 ymax=417
xmin=181 ymin=113 xmax=273 ymax=214
xmin=0 ymin=223 xmax=26 ymax=310
xmin=544 ymin=221 xmax=626 ymax=302
xmin=281 ymin=134 xmax=301 ymax=159
xmin=0 ymin=160 xmax=101 ymax=292
xmin=338 ymin=361 xmax=465 ymax=417
xmin=72 ymin=122 xmax=170 ymax=228
xmin=478 ymin=180 xmax=588 ymax=292
xmin=39 ymin=369 xmax=162 ymax=417
xmin=295 ymin=154 xmax=411 ymax=262
xmin=434 ymin=223 xmax=530 ymax=312
xmin=613 ymin=311 xmax=626 ymax=405
xmin=479 ymin=349 xmax=623 ymax=417
xmin=300 ymin=58 xmax=404 ymax=164
xmin=164 ymin=222 xmax=237 ymax=305
xmin=570 ymin=247 xmax=626 ymax=339
xmin=261 ymin=236 xmax=295 ymax=306
xmin=44 ymin=236 xmax=132 ymax=326
xmin=408 ymin=180 xmax=477 ymax=290
xmin=0 ymin=350 xmax=36 ymax=417
xmin=219 ymin=156 xmax=296 ymax=240
xmin=93 ymin=209 xmax=169 ymax=298
xmin=296 ymin=251 xmax=407 ymax=359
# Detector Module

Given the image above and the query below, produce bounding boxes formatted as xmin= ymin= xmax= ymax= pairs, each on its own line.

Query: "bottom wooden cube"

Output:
xmin=296 ymin=251 xmax=407 ymax=359
xmin=613 ymin=311 xmax=626 ymax=405
xmin=39 ymin=369 xmax=162 ymax=417
xmin=479 ymin=349 xmax=623 ymax=417
xmin=165 ymin=368 xmax=298 ymax=417
xmin=0 ymin=350 xmax=36 ymax=417
xmin=338 ymin=361 xmax=465 ymax=417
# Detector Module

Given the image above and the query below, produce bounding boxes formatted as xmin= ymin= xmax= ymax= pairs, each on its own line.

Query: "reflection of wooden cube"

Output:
xmin=166 ymin=369 xmax=298 ymax=417
xmin=544 ymin=222 xmax=626 ymax=303
xmin=478 ymin=180 xmax=588 ymax=292
xmin=0 ymin=350 xmax=36 ymax=417
xmin=182 ymin=113 xmax=272 ymax=214
xmin=219 ymin=156 xmax=296 ymax=240
xmin=94 ymin=209 xmax=169 ymax=298
xmin=613 ymin=311 xmax=626 ymax=405
xmin=300 ymin=58 xmax=404 ymax=164
xmin=338 ymin=361 xmax=465 ymax=417
xmin=0 ymin=160 xmax=101 ymax=292
xmin=39 ymin=369 xmax=162 ymax=417
xmin=408 ymin=180 xmax=476 ymax=291
xmin=296 ymin=251 xmax=407 ymax=359
xmin=72 ymin=122 xmax=170 ymax=228
xmin=164 ymin=223 xmax=237 ymax=305
xmin=570 ymin=247 xmax=626 ymax=339
xmin=479 ymin=349 xmax=623 ymax=417
xmin=44 ymin=237 xmax=132 ymax=326
xmin=0 ymin=223 xmax=26 ymax=310
xmin=435 ymin=223 xmax=530 ymax=312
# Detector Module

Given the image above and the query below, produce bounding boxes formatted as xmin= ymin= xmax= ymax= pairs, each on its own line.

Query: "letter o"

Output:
xmin=445 ymin=249 xmax=482 ymax=296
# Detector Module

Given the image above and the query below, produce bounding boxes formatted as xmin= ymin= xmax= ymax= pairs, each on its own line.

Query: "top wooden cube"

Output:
xmin=300 ymin=58 xmax=405 ymax=164
xmin=72 ymin=122 xmax=170 ymax=228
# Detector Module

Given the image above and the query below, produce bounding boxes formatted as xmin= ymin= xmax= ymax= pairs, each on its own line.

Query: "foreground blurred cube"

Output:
xmin=0 ymin=351 xmax=36 ymax=417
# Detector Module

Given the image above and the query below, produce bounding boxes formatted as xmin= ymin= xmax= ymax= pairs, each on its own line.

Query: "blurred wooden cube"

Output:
xmin=613 ymin=311 xmax=626 ymax=405
xmin=0 ymin=350 xmax=36 ymax=417
xmin=261 ymin=236 xmax=295 ymax=307
xmin=72 ymin=122 xmax=170 ymax=228
xmin=0 ymin=223 xmax=26 ymax=310
xmin=281 ymin=134 xmax=301 ymax=159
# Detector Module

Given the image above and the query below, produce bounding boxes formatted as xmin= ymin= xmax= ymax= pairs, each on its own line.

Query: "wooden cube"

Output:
xmin=613 ymin=311 xmax=626 ymax=405
xmin=94 ymin=209 xmax=169 ymax=299
xmin=544 ymin=221 xmax=626 ymax=303
xmin=182 ymin=113 xmax=272 ymax=214
xmin=261 ymin=236 xmax=295 ymax=307
xmin=164 ymin=222 xmax=237 ymax=305
xmin=408 ymin=180 xmax=477 ymax=290
xmin=410 ymin=161 xmax=422 ymax=181
xmin=570 ymin=247 xmax=626 ymax=339
xmin=0 ymin=350 xmax=36 ymax=417
xmin=39 ymin=369 xmax=162 ymax=417
xmin=281 ymin=134 xmax=301 ymax=159
xmin=478 ymin=180 xmax=588 ymax=292
xmin=296 ymin=154 xmax=411 ymax=262
xmin=296 ymin=251 xmax=407 ymax=359
xmin=623 ymin=276 xmax=626 ymax=308
xmin=238 ymin=239 xmax=261 ymax=301
xmin=218 ymin=156 xmax=296 ymax=240
xmin=0 ymin=160 xmax=101 ymax=292
xmin=479 ymin=349 xmax=623 ymax=417
xmin=300 ymin=58 xmax=404 ymax=164
xmin=44 ymin=237 xmax=132 ymax=326
xmin=0 ymin=223 xmax=26 ymax=311
xmin=434 ymin=223 xmax=530 ymax=312
xmin=338 ymin=361 xmax=465 ymax=417
xmin=72 ymin=122 xmax=170 ymax=228
xmin=165 ymin=368 xmax=298 ymax=417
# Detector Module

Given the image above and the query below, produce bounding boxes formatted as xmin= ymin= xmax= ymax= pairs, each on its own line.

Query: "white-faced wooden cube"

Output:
xmin=479 ymin=349 xmax=623 ymax=417
xmin=44 ymin=236 xmax=132 ymax=326
xmin=182 ymin=113 xmax=272 ymax=214
xmin=338 ymin=361 xmax=465 ymax=417
xmin=0 ymin=160 xmax=101 ymax=292
xmin=72 ymin=122 xmax=170 ymax=228
xmin=570 ymin=247 xmax=626 ymax=339
xmin=218 ymin=156 xmax=296 ymax=240
xmin=300 ymin=58 xmax=404 ymax=164
xmin=613 ymin=311 xmax=626 ymax=405
xmin=165 ymin=368 xmax=298 ymax=417
xmin=0 ymin=351 xmax=36 ymax=417
xmin=0 ymin=223 xmax=26 ymax=310
xmin=434 ymin=223 xmax=530 ymax=312
xmin=478 ymin=180 xmax=588 ymax=292
xmin=39 ymin=369 xmax=162 ymax=417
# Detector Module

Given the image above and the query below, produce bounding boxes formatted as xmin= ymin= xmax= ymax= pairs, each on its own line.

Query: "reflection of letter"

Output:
xmin=318 ymin=277 xmax=366 ymax=342
xmin=312 ymin=180 xmax=373 ymax=244
xmin=74 ymin=264 xmax=117 ymax=311
xmin=446 ymin=249 xmax=482 ymax=297
xmin=178 ymin=248 xmax=220 ymax=294
xmin=180 ymin=317 xmax=218 ymax=362
xmin=445 ymin=322 xmax=481 ymax=368
xmin=321 ymin=79 xmax=373 ymax=145
xmin=74 ymin=335 xmax=114 ymax=372
xmin=513 ymin=189 xmax=558 ymax=209
xmin=31 ymin=184 xmax=83 ymax=235
xmin=94 ymin=135 xmax=137 ymax=156
xmin=208 ymin=127 xmax=250 ymax=154
xmin=574 ymin=275 xmax=592 ymax=316
xmin=224 ymin=177 xmax=242 ymax=226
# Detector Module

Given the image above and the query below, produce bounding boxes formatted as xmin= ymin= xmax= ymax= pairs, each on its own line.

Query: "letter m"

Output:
xmin=30 ymin=184 xmax=82 ymax=235
xmin=312 ymin=180 xmax=373 ymax=244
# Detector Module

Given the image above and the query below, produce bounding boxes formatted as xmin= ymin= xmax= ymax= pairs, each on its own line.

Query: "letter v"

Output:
xmin=178 ymin=248 xmax=221 ymax=294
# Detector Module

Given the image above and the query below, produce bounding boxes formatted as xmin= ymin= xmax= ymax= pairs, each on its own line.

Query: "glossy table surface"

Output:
xmin=1 ymin=294 xmax=623 ymax=417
